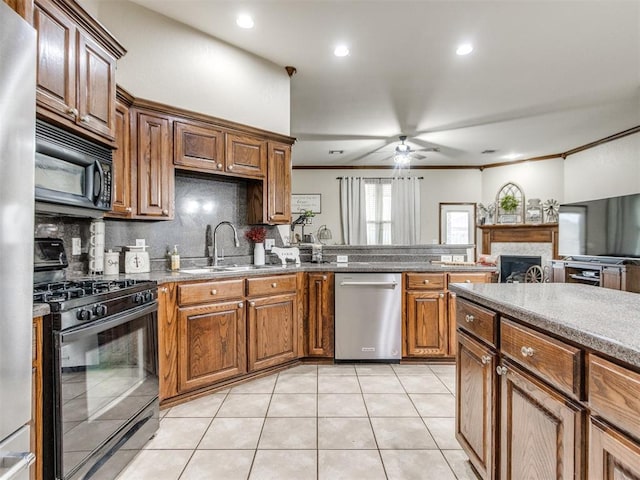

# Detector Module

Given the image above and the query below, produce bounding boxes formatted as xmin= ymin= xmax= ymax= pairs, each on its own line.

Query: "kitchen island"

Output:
xmin=450 ymin=282 xmax=640 ymax=480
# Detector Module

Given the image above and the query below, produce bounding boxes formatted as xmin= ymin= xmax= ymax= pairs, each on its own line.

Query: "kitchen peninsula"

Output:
xmin=450 ymin=282 xmax=640 ymax=479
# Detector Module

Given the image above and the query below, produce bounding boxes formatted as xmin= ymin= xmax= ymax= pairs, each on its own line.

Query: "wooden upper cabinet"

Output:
xmin=108 ymin=99 xmax=132 ymax=217
xmin=267 ymin=142 xmax=292 ymax=223
xmin=226 ymin=133 xmax=266 ymax=178
xmin=133 ymin=110 xmax=174 ymax=219
xmin=32 ymin=0 xmax=125 ymax=146
xmin=174 ymin=121 xmax=225 ymax=172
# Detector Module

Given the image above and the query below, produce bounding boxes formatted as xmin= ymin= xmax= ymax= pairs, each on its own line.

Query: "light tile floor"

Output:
xmin=117 ymin=363 xmax=478 ymax=480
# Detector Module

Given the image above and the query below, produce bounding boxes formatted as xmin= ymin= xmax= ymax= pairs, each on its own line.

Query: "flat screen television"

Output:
xmin=558 ymin=192 xmax=640 ymax=258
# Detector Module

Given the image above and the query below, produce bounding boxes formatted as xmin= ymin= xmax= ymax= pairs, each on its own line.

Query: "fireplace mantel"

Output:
xmin=479 ymin=223 xmax=559 ymax=259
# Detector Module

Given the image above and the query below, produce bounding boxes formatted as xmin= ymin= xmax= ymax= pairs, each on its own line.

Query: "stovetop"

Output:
xmin=33 ymin=278 xmax=141 ymax=303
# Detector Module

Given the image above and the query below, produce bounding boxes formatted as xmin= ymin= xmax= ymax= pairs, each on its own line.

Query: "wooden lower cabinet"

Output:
xmin=589 ymin=418 xmax=640 ymax=480
xmin=405 ymin=291 xmax=448 ymax=357
xmin=306 ymin=272 xmax=334 ymax=358
xmin=31 ymin=316 xmax=43 ymax=480
xmin=177 ymin=300 xmax=246 ymax=392
xmin=500 ymin=361 xmax=584 ymax=479
xmin=456 ymin=330 xmax=496 ymax=480
xmin=248 ymin=293 xmax=298 ymax=372
xmin=158 ymin=283 xmax=179 ymax=401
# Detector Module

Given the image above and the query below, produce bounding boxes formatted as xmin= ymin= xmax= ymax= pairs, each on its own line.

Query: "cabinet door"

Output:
xmin=267 ymin=142 xmax=291 ymax=224
xmin=248 ymin=293 xmax=298 ymax=371
xmin=108 ymin=100 xmax=132 ymax=217
xmin=135 ymin=111 xmax=174 ymax=219
xmin=405 ymin=291 xmax=448 ymax=357
xmin=77 ymin=32 xmax=116 ymax=140
xmin=33 ymin=0 xmax=77 ymax=120
xmin=456 ymin=330 xmax=496 ymax=480
xmin=500 ymin=361 xmax=584 ymax=480
xmin=158 ymin=284 xmax=178 ymax=401
xmin=31 ymin=317 xmax=43 ymax=480
xmin=307 ymin=273 xmax=334 ymax=358
xmin=226 ymin=133 xmax=266 ymax=178
xmin=174 ymin=121 xmax=225 ymax=172
xmin=589 ymin=418 xmax=640 ymax=480
xmin=178 ymin=300 xmax=246 ymax=392
xmin=602 ymin=267 xmax=622 ymax=290
xmin=448 ymin=292 xmax=457 ymax=356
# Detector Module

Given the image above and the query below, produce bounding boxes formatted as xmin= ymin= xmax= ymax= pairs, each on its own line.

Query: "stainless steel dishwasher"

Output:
xmin=334 ymin=272 xmax=402 ymax=361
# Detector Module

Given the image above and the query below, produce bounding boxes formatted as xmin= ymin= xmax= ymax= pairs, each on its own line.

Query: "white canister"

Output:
xmin=89 ymin=219 xmax=105 ymax=274
xmin=104 ymin=250 xmax=120 ymax=275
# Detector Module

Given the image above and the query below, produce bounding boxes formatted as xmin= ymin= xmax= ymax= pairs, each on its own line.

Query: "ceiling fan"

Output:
xmin=392 ymin=135 xmax=438 ymax=165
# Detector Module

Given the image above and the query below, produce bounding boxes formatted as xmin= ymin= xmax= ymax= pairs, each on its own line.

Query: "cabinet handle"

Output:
xmin=80 ymin=115 xmax=89 ymax=123
xmin=465 ymin=279 xmax=471 ymax=283
xmin=450 ymin=292 xmax=456 ymax=298
xmin=159 ymin=287 xmax=168 ymax=293
xmin=481 ymin=355 xmax=491 ymax=365
xmin=496 ymin=365 xmax=508 ymax=376
xmin=439 ymin=293 xmax=444 ymax=298
xmin=271 ymin=283 xmax=277 ymax=288
xmin=423 ymin=279 xmax=430 ymax=284
xmin=217 ymin=163 xmax=223 ymax=169
xmin=465 ymin=314 xmax=475 ymax=323
xmin=250 ymin=301 xmax=255 ymax=307
xmin=125 ymin=207 xmax=132 ymax=212
xmin=228 ymin=164 xmax=234 ymax=170
xmin=162 ymin=209 xmax=169 ymax=216
xmin=269 ymin=215 xmax=274 ymax=220
xmin=210 ymin=289 xmax=217 ymax=295
xmin=66 ymin=107 xmax=78 ymax=117
xmin=238 ymin=302 xmax=243 ymax=308
xmin=322 ymin=275 xmax=327 ymax=281
xmin=520 ymin=346 xmax=535 ymax=357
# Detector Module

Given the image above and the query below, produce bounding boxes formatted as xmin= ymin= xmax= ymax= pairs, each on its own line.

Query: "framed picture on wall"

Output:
xmin=292 ymin=194 xmax=321 ymax=214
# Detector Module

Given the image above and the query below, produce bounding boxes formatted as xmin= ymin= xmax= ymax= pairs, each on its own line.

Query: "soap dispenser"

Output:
xmin=170 ymin=245 xmax=180 ymax=271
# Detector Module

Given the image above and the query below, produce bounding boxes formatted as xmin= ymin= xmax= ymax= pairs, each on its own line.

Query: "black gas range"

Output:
xmin=34 ymin=278 xmax=157 ymax=330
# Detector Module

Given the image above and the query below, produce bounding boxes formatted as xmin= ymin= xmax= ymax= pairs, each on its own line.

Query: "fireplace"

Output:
xmin=499 ymin=255 xmax=541 ymax=283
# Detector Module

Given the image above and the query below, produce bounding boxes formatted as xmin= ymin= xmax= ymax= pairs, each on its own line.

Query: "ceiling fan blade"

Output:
xmin=411 ymin=153 xmax=426 ymax=160
xmin=350 ymin=137 xmax=397 ymax=162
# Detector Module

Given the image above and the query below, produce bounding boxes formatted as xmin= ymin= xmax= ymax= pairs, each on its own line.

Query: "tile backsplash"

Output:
xmin=35 ymin=173 xmax=284 ymax=274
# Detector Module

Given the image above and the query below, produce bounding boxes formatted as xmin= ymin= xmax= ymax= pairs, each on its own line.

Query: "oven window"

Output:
xmin=58 ymin=313 xmax=158 ymax=477
xmin=35 ymin=153 xmax=85 ymax=196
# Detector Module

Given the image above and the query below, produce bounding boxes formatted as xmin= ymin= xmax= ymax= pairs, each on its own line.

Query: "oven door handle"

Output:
xmin=60 ymin=302 xmax=157 ymax=343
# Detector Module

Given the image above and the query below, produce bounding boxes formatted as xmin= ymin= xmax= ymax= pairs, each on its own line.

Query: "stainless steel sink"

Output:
xmin=179 ymin=265 xmax=283 ymax=274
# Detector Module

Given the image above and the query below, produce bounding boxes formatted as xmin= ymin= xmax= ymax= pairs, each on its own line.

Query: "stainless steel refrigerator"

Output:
xmin=0 ymin=3 xmax=37 ymax=479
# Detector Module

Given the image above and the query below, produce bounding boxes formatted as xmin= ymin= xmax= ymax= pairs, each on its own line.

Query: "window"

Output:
xmin=365 ymin=179 xmax=392 ymax=245
xmin=440 ymin=203 xmax=476 ymax=245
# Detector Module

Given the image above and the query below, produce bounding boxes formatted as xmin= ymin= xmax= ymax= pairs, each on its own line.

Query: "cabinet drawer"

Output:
xmin=456 ymin=298 xmax=497 ymax=347
xmin=406 ymin=273 xmax=445 ymax=290
xmin=448 ymin=272 xmax=491 ymax=285
xmin=501 ymin=318 xmax=582 ymax=399
xmin=589 ymin=354 xmax=640 ymax=440
xmin=247 ymin=274 xmax=297 ymax=297
xmin=178 ymin=279 xmax=245 ymax=306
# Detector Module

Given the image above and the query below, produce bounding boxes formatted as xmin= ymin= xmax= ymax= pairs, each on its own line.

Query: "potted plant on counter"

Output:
xmin=245 ymin=226 xmax=267 ymax=265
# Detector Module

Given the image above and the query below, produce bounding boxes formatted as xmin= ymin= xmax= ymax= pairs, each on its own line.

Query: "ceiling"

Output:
xmin=130 ymin=0 xmax=640 ymax=168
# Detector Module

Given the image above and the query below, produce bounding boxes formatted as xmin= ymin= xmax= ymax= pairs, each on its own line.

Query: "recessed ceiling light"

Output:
xmin=329 ymin=150 xmax=344 ymax=155
xmin=334 ymin=45 xmax=350 ymax=57
xmin=456 ymin=43 xmax=473 ymax=56
xmin=236 ymin=14 xmax=254 ymax=29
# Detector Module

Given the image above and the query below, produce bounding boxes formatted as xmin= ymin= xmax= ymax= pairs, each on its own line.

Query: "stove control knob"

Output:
xmin=133 ymin=293 xmax=144 ymax=305
xmin=93 ymin=304 xmax=108 ymax=317
xmin=76 ymin=309 xmax=91 ymax=321
xmin=143 ymin=291 xmax=153 ymax=303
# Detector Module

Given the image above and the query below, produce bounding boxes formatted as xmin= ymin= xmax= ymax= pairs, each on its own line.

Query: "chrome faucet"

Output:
xmin=209 ymin=221 xmax=240 ymax=266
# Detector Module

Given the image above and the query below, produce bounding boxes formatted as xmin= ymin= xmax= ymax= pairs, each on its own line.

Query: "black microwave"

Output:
xmin=35 ymin=120 xmax=112 ymax=216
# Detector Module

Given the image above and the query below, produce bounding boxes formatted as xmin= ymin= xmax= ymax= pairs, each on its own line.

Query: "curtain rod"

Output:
xmin=335 ymin=176 xmax=424 ymax=180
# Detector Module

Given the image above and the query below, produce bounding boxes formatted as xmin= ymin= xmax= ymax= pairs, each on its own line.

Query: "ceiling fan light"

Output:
xmin=236 ymin=14 xmax=254 ymax=29
xmin=393 ymin=154 xmax=411 ymax=165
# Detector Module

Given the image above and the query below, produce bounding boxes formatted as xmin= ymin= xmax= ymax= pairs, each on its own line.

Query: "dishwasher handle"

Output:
xmin=340 ymin=280 xmax=398 ymax=288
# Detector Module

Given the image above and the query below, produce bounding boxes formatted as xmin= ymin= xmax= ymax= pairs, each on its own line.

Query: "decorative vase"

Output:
xmin=253 ymin=242 xmax=265 ymax=266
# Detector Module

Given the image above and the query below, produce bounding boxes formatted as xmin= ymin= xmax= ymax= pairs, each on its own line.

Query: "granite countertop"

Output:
xmin=33 ymin=303 xmax=50 ymax=317
xmin=449 ymin=282 xmax=640 ymax=369
xmin=127 ymin=262 xmax=496 ymax=284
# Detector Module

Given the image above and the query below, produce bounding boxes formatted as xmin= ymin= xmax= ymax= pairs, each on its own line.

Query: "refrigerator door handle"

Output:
xmin=0 ymin=451 xmax=35 ymax=480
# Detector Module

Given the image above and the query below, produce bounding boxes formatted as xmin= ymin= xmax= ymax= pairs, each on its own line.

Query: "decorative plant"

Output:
xmin=500 ymin=194 xmax=519 ymax=213
xmin=245 ymin=226 xmax=267 ymax=243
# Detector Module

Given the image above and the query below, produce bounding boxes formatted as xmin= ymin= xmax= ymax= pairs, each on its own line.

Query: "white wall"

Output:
xmin=85 ymin=0 xmax=290 ymax=135
xmin=291 ymin=169 xmax=482 ymax=245
xmin=563 ymin=132 xmax=640 ymax=203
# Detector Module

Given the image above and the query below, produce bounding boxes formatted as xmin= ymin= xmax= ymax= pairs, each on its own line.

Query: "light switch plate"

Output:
xmin=337 ymin=255 xmax=348 ymax=263
xmin=72 ymin=238 xmax=81 ymax=256
xmin=441 ymin=255 xmax=453 ymax=262
xmin=135 ymin=239 xmax=146 ymax=247
xmin=265 ymin=239 xmax=275 ymax=251
xmin=453 ymin=255 xmax=465 ymax=262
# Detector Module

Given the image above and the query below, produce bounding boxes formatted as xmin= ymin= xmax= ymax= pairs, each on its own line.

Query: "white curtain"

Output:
xmin=339 ymin=177 xmax=367 ymax=245
xmin=391 ymin=177 xmax=421 ymax=245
